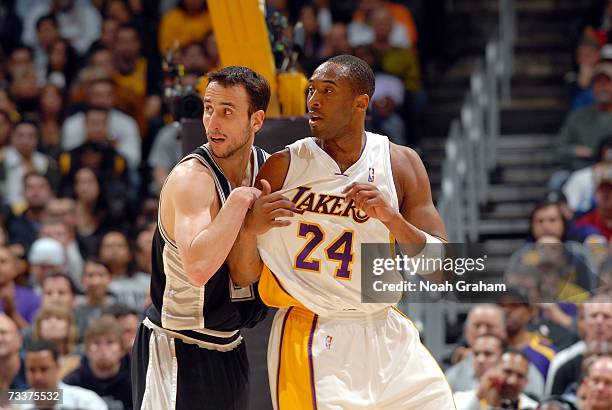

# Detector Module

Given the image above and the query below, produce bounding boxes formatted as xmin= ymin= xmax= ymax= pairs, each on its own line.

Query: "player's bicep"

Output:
xmin=168 ymin=165 xmax=217 ymax=255
xmin=254 ymin=148 xmax=290 ymax=192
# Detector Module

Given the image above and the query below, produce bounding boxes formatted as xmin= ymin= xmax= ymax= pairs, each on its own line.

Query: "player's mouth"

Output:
xmin=209 ymin=135 xmax=226 ymax=144
xmin=308 ymin=112 xmax=323 ymax=126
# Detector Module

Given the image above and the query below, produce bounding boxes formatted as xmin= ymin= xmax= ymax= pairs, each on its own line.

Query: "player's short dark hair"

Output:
xmin=26 ymin=339 xmax=60 ymax=363
xmin=207 ymin=66 xmax=271 ymax=116
xmin=325 ymin=54 xmax=375 ymax=98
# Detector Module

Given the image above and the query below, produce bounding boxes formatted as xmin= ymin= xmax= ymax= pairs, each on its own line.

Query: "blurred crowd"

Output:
xmin=0 ymin=0 xmax=427 ymax=408
xmin=442 ymin=1 xmax=612 ymax=409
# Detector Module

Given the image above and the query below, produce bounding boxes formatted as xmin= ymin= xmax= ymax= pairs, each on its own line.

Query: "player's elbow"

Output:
xmin=184 ymin=263 xmax=216 ymax=286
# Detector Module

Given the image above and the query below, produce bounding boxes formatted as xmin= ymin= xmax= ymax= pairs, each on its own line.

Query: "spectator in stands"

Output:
xmin=45 ymin=38 xmax=78 ymax=91
xmin=39 ymin=215 xmax=83 ymax=285
xmin=319 ymin=23 xmax=352 ymax=60
xmin=134 ymin=224 xmax=154 ymax=275
xmin=41 ymin=272 xmax=77 ymax=312
xmin=0 ymin=314 xmax=28 ymax=390
xmin=546 ymin=294 xmax=612 ymax=396
xmin=58 ymin=107 xmax=130 ymax=196
xmin=98 ymin=230 xmax=149 ymax=312
xmin=7 ymin=172 xmax=55 ymax=249
xmin=31 ymin=303 xmax=81 ymax=379
xmin=368 ymin=7 xmax=421 ymax=94
xmin=10 ymin=65 xmax=41 ymax=119
xmin=0 ymin=122 xmax=58 ymax=209
xmin=22 ymin=0 xmax=102 ymax=56
xmin=7 ymin=45 xmax=34 ymax=80
xmin=180 ymin=42 xmax=209 ymax=75
xmin=64 ymin=315 xmax=132 ymax=410
xmin=297 ymin=3 xmax=325 ymax=75
xmin=23 ymin=340 xmax=107 ymax=410
xmin=75 ymin=259 xmax=116 ymax=338
xmin=497 ymin=287 xmax=558 ymax=381
xmin=0 ymin=88 xmax=20 ymax=124
xmin=112 ymin=23 xmax=162 ymax=134
xmin=348 ymin=0 xmax=417 ymax=48
xmin=446 ymin=304 xmax=509 ymax=391
xmin=32 ymin=14 xmax=61 ymax=87
xmin=585 ymin=356 xmax=612 ymax=410
xmin=0 ymin=109 xmax=13 ymax=149
xmin=570 ymin=162 xmax=612 ymax=241
xmin=568 ymin=32 xmax=600 ymax=111
xmin=61 ymin=77 xmax=141 ymax=171
xmin=453 ymin=333 xmax=505 ymax=395
xmin=72 ymin=167 xmax=110 ymax=258
xmin=555 ymin=61 xmax=612 ymax=170
xmin=97 ymin=18 xmax=119 ymax=51
xmin=563 ymin=136 xmax=612 ymax=215
xmin=103 ymin=304 xmax=140 ymax=356
xmin=37 ymin=84 xmax=65 ymax=157
xmin=366 ymin=72 xmax=407 ymax=145
xmin=454 ymin=349 xmax=538 ymax=410
xmin=0 ymin=245 xmax=40 ymax=327
xmin=27 ymin=237 xmax=66 ymax=289
xmin=159 ymin=0 xmax=211 ymax=54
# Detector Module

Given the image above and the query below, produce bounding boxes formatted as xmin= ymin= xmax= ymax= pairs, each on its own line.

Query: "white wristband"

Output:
xmin=404 ymin=231 xmax=445 ymax=275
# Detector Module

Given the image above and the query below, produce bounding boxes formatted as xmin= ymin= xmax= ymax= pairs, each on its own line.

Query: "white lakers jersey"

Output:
xmin=257 ymin=132 xmax=402 ymax=316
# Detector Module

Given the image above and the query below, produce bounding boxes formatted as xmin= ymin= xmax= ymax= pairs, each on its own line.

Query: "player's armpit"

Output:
xmin=168 ymin=161 xmax=259 ymax=286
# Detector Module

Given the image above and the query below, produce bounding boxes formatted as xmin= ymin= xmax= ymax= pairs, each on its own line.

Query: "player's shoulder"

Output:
xmin=257 ymin=148 xmax=290 ymax=191
xmin=164 ymin=158 xmax=216 ymax=198
xmin=389 ymin=142 xmax=426 ymax=177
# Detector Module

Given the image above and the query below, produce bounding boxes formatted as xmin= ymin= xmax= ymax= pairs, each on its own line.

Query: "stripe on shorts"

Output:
xmin=276 ymin=307 xmax=319 ymax=410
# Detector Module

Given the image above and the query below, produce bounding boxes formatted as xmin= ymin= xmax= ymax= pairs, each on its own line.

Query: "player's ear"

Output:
xmin=250 ymin=110 xmax=265 ymax=133
xmin=355 ymin=94 xmax=369 ymax=112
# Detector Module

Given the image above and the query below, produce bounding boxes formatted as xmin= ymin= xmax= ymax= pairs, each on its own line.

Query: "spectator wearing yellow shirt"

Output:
xmin=159 ymin=0 xmax=211 ymax=55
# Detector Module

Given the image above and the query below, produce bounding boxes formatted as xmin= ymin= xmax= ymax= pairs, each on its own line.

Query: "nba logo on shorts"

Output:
xmin=325 ymin=335 xmax=333 ymax=350
xmin=368 ymin=167 xmax=375 ymax=182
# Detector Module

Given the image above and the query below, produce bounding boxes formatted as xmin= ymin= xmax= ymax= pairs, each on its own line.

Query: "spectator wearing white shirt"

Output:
xmin=61 ymin=78 xmax=141 ymax=172
xmin=19 ymin=339 xmax=108 ymax=410
xmin=563 ymin=136 xmax=612 ymax=215
xmin=22 ymin=0 xmax=101 ymax=56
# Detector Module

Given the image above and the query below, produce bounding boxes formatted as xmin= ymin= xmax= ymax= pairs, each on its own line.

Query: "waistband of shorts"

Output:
xmin=142 ymin=317 xmax=243 ymax=352
xmin=144 ymin=305 xmax=242 ymax=351
xmin=290 ymin=305 xmax=394 ymax=321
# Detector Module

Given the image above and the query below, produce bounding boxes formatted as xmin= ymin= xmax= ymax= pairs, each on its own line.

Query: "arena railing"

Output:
xmin=407 ymin=0 xmax=515 ymax=362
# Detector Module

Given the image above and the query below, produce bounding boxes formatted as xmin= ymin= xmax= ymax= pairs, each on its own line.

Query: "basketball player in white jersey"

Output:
xmin=228 ymin=55 xmax=455 ymax=409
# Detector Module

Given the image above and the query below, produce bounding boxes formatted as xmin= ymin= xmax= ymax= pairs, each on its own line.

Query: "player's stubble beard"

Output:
xmin=209 ymin=119 xmax=253 ymax=159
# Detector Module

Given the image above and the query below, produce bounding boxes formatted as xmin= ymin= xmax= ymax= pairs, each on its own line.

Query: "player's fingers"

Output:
xmin=341 ymin=182 xmax=356 ymax=194
xmin=260 ymin=179 xmax=271 ymax=196
xmin=266 ymin=199 xmax=299 ymax=212
xmin=269 ymin=209 xmax=293 ymax=219
xmin=270 ymin=220 xmax=292 ymax=227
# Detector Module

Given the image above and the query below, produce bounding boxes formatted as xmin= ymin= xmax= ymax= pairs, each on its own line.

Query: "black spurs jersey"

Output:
xmin=146 ymin=144 xmax=267 ymax=348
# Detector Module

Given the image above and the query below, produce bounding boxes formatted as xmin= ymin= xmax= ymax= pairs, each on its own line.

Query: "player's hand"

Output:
xmin=342 ymin=182 xmax=399 ymax=223
xmin=228 ymin=186 xmax=262 ymax=210
xmin=243 ymin=179 xmax=297 ymax=236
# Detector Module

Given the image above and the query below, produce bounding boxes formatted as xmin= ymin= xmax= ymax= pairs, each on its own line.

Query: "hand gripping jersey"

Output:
xmin=257 ymin=132 xmax=402 ymax=316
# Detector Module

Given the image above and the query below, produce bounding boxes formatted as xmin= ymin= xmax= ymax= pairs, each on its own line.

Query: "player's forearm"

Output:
xmin=183 ymin=198 xmax=251 ymax=286
xmin=383 ymin=211 xmax=427 ymax=255
xmin=227 ymin=229 xmax=263 ymax=287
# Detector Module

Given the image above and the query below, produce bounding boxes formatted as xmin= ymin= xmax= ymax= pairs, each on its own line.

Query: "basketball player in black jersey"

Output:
xmin=131 ymin=66 xmax=272 ymax=410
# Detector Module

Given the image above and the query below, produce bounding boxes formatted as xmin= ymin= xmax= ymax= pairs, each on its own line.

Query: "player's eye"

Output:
xmin=225 ymin=109 xmax=232 ymax=115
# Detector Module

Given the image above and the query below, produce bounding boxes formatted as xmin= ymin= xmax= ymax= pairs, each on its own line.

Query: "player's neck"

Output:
xmin=317 ymin=130 xmax=366 ymax=173
xmin=215 ymin=146 xmax=254 ymax=188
